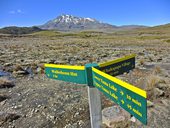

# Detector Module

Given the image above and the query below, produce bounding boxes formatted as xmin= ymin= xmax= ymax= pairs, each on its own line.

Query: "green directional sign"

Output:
xmin=99 ymin=54 xmax=135 ymax=76
xmin=45 ymin=64 xmax=87 ymax=84
xmin=44 ymin=54 xmax=147 ymax=125
xmin=92 ymin=67 xmax=147 ymax=125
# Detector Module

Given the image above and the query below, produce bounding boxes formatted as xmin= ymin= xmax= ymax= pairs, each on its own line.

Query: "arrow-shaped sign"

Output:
xmin=92 ymin=67 xmax=147 ymax=125
xmin=44 ymin=54 xmax=147 ymax=125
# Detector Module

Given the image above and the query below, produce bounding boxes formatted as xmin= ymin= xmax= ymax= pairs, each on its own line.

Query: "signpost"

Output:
xmin=92 ymin=67 xmax=147 ymax=125
xmin=99 ymin=54 xmax=135 ymax=76
xmin=44 ymin=54 xmax=147 ymax=126
xmin=85 ymin=63 xmax=102 ymax=128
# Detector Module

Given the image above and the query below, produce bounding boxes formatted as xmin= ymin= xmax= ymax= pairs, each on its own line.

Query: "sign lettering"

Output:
xmin=45 ymin=64 xmax=87 ymax=84
xmin=44 ymin=54 xmax=147 ymax=125
xmin=99 ymin=54 xmax=135 ymax=76
xmin=92 ymin=67 xmax=147 ymax=124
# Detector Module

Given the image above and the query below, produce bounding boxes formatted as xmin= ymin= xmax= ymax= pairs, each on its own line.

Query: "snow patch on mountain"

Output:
xmin=39 ymin=14 xmax=115 ymax=31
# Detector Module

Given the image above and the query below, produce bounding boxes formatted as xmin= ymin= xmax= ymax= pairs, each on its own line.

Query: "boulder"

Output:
xmin=102 ymin=106 xmax=130 ymax=128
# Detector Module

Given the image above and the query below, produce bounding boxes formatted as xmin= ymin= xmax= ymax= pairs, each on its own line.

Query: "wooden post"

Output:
xmin=85 ymin=63 xmax=102 ymax=128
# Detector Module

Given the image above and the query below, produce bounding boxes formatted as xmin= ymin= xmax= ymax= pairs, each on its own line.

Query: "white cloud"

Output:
xmin=9 ymin=9 xmax=24 ymax=14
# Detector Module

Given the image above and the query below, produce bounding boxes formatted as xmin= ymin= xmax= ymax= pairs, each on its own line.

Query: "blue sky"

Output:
xmin=0 ymin=0 xmax=170 ymax=28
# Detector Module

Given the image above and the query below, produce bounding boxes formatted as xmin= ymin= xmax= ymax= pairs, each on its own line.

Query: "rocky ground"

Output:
xmin=0 ymin=31 xmax=170 ymax=128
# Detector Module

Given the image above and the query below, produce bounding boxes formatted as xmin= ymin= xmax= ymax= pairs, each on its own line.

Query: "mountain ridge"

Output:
xmin=2 ymin=14 xmax=170 ymax=34
xmin=39 ymin=14 xmax=118 ymax=31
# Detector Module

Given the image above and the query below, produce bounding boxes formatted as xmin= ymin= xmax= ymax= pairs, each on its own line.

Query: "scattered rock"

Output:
xmin=36 ymin=64 xmax=45 ymax=74
xmin=161 ymin=99 xmax=170 ymax=107
xmin=138 ymin=52 xmax=145 ymax=56
xmin=156 ymin=83 xmax=169 ymax=90
xmin=36 ymin=67 xmax=42 ymax=74
xmin=49 ymin=115 xmax=56 ymax=120
xmin=0 ymin=71 xmax=10 ymax=77
xmin=4 ymin=63 xmax=12 ymax=66
xmin=54 ymin=60 xmax=67 ymax=64
xmin=64 ymin=123 xmax=72 ymax=128
xmin=0 ymin=111 xmax=20 ymax=125
xmin=64 ymin=122 xmax=79 ymax=128
xmin=143 ymin=64 xmax=155 ymax=69
xmin=102 ymin=106 xmax=130 ymax=128
xmin=78 ymin=120 xmax=84 ymax=127
xmin=0 ymin=99 xmax=7 ymax=106
xmin=40 ymin=59 xmax=52 ymax=63
xmin=74 ymin=112 xmax=79 ymax=118
xmin=130 ymin=116 xmax=136 ymax=123
xmin=0 ymin=77 xmax=15 ymax=88
xmin=14 ymin=70 xmax=28 ymax=75
xmin=0 ymin=94 xmax=8 ymax=102
xmin=157 ymin=58 xmax=162 ymax=62
xmin=147 ymin=100 xmax=154 ymax=107
xmin=154 ymin=88 xmax=164 ymax=98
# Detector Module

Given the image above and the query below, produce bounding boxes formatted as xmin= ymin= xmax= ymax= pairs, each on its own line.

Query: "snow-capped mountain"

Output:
xmin=52 ymin=15 xmax=96 ymax=23
xmin=39 ymin=14 xmax=117 ymax=31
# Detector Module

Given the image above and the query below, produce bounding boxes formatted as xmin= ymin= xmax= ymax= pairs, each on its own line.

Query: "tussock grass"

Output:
xmin=146 ymin=74 xmax=167 ymax=100
xmin=146 ymin=75 xmax=161 ymax=91
xmin=152 ymin=66 xmax=162 ymax=74
xmin=146 ymin=75 xmax=160 ymax=100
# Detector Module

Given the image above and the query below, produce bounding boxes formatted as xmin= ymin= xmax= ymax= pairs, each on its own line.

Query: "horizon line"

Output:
xmin=1 ymin=22 xmax=170 ymax=29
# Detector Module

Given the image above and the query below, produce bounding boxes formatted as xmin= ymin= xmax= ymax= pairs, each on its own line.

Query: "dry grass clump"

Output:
xmin=146 ymin=74 xmax=166 ymax=100
xmin=146 ymin=75 xmax=161 ymax=91
xmin=13 ymin=64 xmax=24 ymax=72
xmin=152 ymin=66 xmax=162 ymax=74
xmin=0 ymin=77 xmax=15 ymax=88
xmin=132 ymin=68 xmax=146 ymax=77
